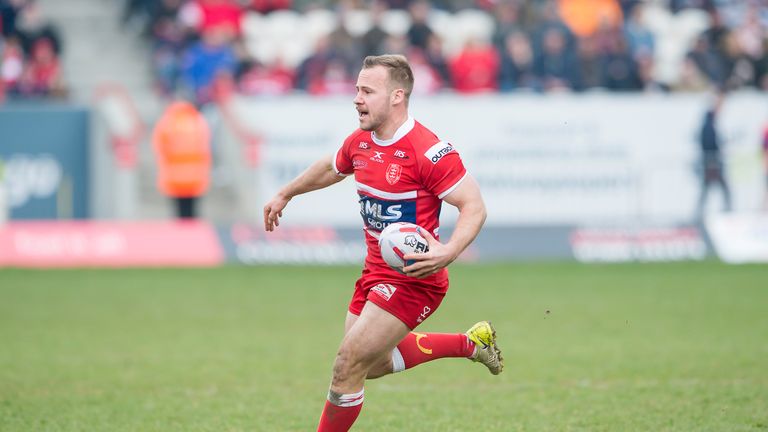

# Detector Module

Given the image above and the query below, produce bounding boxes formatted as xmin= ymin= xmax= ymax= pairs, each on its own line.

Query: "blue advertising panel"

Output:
xmin=0 ymin=106 xmax=89 ymax=219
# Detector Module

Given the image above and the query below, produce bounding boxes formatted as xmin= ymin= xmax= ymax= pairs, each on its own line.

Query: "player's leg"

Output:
xmin=365 ymin=331 xmax=472 ymax=378
xmin=344 ymin=311 xmax=399 ymax=379
xmin=317 ymin=302 xmax=410 ymax=432
xmin=343 ymin=311 xmax=358 ymax=334
xmin=363 ymin=282 xmax=503 ymax=379
xmin=365 ymin=321 xmax=504 ymax=379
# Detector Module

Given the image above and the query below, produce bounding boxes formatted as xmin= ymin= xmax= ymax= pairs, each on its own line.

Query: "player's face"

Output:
xmin=354 ymin=66 xmax=393 ymax=132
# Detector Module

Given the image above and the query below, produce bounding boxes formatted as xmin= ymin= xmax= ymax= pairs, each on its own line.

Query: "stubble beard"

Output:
xmin=360 ymin=115 xmax=380 ymax=132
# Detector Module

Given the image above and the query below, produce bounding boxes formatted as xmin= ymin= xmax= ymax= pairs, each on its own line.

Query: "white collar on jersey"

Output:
xmin=371 ymin=116 xmax=415 ymax=147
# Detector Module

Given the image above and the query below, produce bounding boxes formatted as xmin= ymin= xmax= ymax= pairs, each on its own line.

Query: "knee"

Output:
xmin=332 ymin=344 xmax=372 ymax=385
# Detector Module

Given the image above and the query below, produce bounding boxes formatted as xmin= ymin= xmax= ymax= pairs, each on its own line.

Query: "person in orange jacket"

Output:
xmin=152 ymin=100 xmax=212 ymax=219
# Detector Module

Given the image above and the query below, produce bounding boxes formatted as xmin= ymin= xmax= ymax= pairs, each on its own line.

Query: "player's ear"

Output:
xmin=391 ymin=88 xmax=405 ymax=105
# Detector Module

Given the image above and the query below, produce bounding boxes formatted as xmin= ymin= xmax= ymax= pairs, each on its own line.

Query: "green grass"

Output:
xmin=0 ymin=263 xmax=767 ymax=431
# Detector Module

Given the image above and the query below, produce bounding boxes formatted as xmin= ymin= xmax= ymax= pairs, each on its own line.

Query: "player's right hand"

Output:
xmin=263 ymin=194 xmax=290 ymax=232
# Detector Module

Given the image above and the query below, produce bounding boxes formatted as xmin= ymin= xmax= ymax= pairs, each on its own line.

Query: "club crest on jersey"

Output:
xmin=424 ymin=141 xmax=454 ymax=164
xmin=371 ymin=284 xmax=397 ymax=301
xmin=385 ymin=163 xmax=402 ymax=185
xmin=393 ymin=149 xmax=409 ymax=159
xmin=358 ymin=142 xmax=370 ymax=150
xmin=371 ymin=151 xmax=385 ymax=163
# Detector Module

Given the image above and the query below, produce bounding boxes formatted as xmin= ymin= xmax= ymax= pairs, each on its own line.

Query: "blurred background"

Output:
xmin=1 ymin=0 xmax=768 ymax=266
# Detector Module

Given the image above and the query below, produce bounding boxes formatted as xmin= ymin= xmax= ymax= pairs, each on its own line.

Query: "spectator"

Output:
xmin=576 ymin=34 xmax=602 ymax=90
xmin=152 ymin=100 xmax=212 ymax=219
xmin=121 ymin=0 xmax=155 ymax=31
xmin=380 ymin=33 xmax=409 ymax=56
xmin=423 ymin=33 xmax=451 ymax=86
xmin=699 ymin=8 xmax=735 ymax=87
xmin=406 ymin=0 xmax=433 ymax=51
xmin=408 ymin=47 xmax=443 ymax=94
xmin=531 ymin=0 xmax=576 ymax=58
xmin=623 ymin=4 xmax=654 ymax=61
xmin=688 ymin=35 xmax=728 ymax=87
xmin=361 ymin=0 xmax=389 ymax=56
xmin=0 ymin=36 xmax=24 ymax=95
xmin=295 ymin=35 xmax=337 ymax=92
xmin=733 ymin=3 xmax=763 ymax=62
xmin=1 ymin=0 xmax=26 ymax=38
xmin=327 ymin=6 xmax=362 ymax=74
xmin=675 ymin=54 xmax=712 ymax=92
xmin=449 ymin=37 xmax=500 ymax=93
xmin=17 ymin=37 xmax=64 ymax=97
xmin=696 ymin=91 xmax=732 ymax=217
xmin=599 ymin=32 xmax=642 ymax=90
xmin=533 ymin=26 xmax=580 ymax=91
xmin=308 ymin=57 xmax=355 ymax=95
xmin=492 ymin=1 xmax=523 ymax=52
xmin=238 ymin=58 xmax=294 ymax=95
xmin=498 ymin=30 xmax=537 ymax=91
xmin=150 ymin=0 xmax=188 ymax=96
xmin=623 ymin=3 xmax=655 ymax=90
xmin=13 ymin=0 xmax=61 ymax=57
xmin=181 ymin=23 xmax=238 ymax=106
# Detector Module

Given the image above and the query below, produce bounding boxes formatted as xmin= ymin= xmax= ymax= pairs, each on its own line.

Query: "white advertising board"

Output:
xmin=231 ymin=93 xmax=767 ymax=227
xmin=706 ymin=213 xmax=768 ymax=263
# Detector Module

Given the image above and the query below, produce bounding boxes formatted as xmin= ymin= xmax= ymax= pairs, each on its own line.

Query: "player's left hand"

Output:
xmin=402 ymin=228 xmax=458 ymax=279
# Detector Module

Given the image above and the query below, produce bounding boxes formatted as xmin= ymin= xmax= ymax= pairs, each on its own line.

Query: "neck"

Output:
xmin=374 ymin=109 xmax=409 ymax=141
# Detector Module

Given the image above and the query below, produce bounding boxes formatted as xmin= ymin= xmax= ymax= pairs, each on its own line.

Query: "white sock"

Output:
xmin=391 ymin=347 xmax=405 ymax=373
xmin=327 ymin=388 xmax=365 ymax=407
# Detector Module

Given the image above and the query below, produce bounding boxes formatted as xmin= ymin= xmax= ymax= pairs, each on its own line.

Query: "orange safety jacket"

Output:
xmin=152 ymin=101 xmax=212 ymax=198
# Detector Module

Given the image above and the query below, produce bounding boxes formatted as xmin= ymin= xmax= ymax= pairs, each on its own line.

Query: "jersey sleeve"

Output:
xmin=333 ymin=132 xmax=356 ymax=176
xmin=420 ymin=141 xmax=468 ymax=199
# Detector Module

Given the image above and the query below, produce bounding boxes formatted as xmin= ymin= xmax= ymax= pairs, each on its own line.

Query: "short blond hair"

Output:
xmin=362 ymin=54 xmax=414 ymax=100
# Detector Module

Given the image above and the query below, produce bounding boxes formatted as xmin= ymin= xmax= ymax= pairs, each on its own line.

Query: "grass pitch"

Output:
xmin=1 ymin=263 xmax=767 ymax=431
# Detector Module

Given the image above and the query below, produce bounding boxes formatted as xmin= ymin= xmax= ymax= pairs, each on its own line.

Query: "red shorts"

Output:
xmin=348 ymin=266 xmax=449 ymax=329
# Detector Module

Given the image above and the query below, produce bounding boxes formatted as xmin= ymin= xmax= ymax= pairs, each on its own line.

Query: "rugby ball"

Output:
xmin=378 ymin=222 xmax=429 ymax=273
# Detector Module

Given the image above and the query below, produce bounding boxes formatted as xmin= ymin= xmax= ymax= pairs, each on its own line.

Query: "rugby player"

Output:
xmin=263 ymin=54 xmax=503 ymax=431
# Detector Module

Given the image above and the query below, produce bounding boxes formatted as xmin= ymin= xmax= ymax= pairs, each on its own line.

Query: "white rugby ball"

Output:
xmin=378 ymin=222 xmax=429 ymax=273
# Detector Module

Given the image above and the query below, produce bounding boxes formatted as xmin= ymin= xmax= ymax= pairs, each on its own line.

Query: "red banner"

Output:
xmin=0 ymin=221 xmax=223 ymax=267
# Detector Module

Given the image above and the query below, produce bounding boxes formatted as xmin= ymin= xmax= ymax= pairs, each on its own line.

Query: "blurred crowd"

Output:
xmin=0 ymin=0 xmax=66 ymax=101
xmin=123 ymin=0 xmax=768 ymax=106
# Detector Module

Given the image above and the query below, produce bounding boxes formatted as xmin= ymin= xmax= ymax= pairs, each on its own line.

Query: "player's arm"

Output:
xmin=263 ymin=154 xmax=346 ymax=232
xmin=403 ymin=175 xmax=487 ymax=278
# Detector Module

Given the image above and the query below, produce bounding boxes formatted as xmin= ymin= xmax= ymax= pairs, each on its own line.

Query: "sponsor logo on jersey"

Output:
xmin=424 ymin=141 xmax=454 ymax=164
xmin=385 ymin=163 xmax=402 ymax=185
xmin=393 ymin=149 xmax=409 ymax=159
xmin=371 ymin=283 xmax=397 ymax=301
xmin=413 ymin=332 xmax=433 ymax=354
xmin=371 ymin=151 xmax=385 ymax=163
xmin=353 ymin=159 xmax=367 ymax=170
xmin=358 ymin=141 xmax=370 ymax=149
xmin=359 ymin=195 xmax=416 ymax=231
xmin=416 ymin=306 xmax=432 ymax=324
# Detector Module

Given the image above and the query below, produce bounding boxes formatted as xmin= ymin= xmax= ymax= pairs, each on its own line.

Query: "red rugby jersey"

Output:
xmin=333 ymin=117 xmax=467 ymax=283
